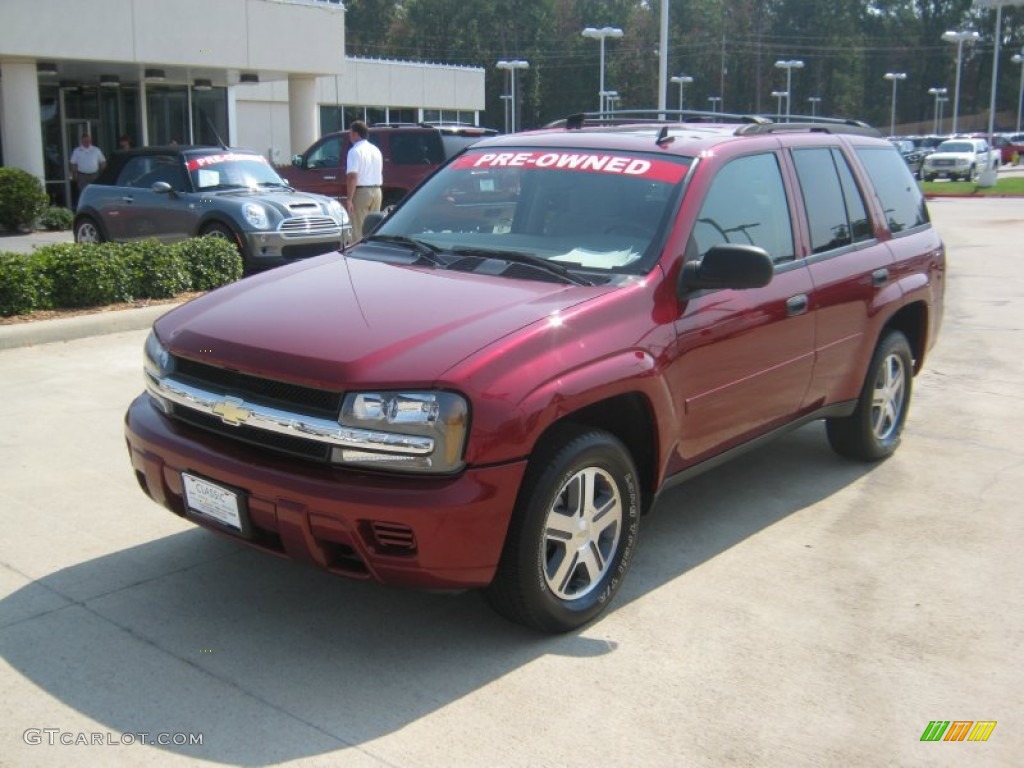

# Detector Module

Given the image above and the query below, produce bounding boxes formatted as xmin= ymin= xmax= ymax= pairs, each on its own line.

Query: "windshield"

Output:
xmin=936 ymin=141 xmax=973 ymax=153
xmin=186 ymin=152 xmax=285 ymax=190
xmin=371 ymin=147 xmax=691 ymax=277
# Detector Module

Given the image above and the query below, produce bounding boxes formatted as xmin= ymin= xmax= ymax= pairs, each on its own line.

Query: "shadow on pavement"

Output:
xmin=0 ymin=422 xmax=871 ymax=764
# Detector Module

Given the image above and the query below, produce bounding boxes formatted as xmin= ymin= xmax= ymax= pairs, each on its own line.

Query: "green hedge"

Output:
xmin=0 ymin=167 xmax=49 ymax=231
xmin=0 ymin=238 xmax=242 ymax=317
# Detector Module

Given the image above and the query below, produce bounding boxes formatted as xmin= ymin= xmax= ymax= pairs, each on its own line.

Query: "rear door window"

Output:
xmin=793 ymin=148 xmax=872 ymax=254
xmin=390 ymin=133 xmax=444 ymax=165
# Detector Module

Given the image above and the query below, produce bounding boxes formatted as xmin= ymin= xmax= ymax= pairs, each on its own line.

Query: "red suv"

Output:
xmin=282 ymin=123 xmax=497 ymax=208
xmin=125 ymin=114 xmax=945 ymax=632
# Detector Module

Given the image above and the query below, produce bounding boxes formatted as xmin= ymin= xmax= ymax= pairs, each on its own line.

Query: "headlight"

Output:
xmin=143 ymin=331 xmax=173 ymax=413
xmin=243 ymin=203 xmax=268 ymax=229
xmin=334 ymin=391 xmax=468 ymax=473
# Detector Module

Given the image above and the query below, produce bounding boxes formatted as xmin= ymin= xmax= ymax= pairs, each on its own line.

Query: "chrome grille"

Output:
xmin=279 ymin=216 xmax=341 ymax=237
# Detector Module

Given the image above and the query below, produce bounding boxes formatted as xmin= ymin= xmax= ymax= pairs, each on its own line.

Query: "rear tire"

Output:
xmin=485 ymin=425 xmax=640 ymax=633
xmin=826 ymin=330 xmax=913 ymax=461
xmin=74 ymin=216 xmax=104 ymax=244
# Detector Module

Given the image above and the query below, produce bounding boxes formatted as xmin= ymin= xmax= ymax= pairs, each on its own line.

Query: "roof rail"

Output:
xmin=546 ymin=109 xmax=881 ymax=138
xmin=549 ymin=109 xmax=771 ymax=130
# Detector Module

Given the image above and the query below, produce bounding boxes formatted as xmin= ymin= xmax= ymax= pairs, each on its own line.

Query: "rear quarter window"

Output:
xmin=856 ymin=147 xmax=929 ymax=234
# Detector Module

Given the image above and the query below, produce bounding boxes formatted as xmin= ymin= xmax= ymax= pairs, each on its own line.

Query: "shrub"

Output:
xmin=127 ymin=241 xmax=192 ymax=299
xmin=0 ymin=167 xmax=50 ymax=231
xmin=0 ymin=238 xmax=243 ymax=317
xmin=37 ymin=206 xmax=74 ymax=231
xmin=176 ymin=237 xmax=243 ymax=291
xmin=0 ymin=254 xmax=53 ymax=316
xmin=41 ymin=243 xmax=136 ymax=308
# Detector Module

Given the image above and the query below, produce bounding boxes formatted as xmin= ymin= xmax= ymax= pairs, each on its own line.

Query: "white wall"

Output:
xmin=0 ymin=0 xmax=345 ymax=74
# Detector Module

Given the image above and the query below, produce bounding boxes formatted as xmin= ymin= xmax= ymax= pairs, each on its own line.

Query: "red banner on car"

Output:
xmin=185 ymin=153 xmax=269 ymax=171
xmin=452 ymin=151 xmax=687 ymax=183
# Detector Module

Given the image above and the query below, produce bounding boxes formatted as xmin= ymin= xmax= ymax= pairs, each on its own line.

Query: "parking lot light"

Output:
xmin=942 ymin=29 xmax=980 ymax=134
xmin=670 ymin=75 xmax=694 ymax=110
xmin=928 ymin=87 xmax=948 ymax=134
xmin=582 ymin=26 xmax=624 ymax=114
xmin=771 ymin=91 xmax=788 ymax=116
xmin=1012 ymin=49 xmax=1024 ymax=133
xmin=884 ymin=73 xmax=907 ymax=137
xmin=774 ymin=60 xmax=804 ymax=121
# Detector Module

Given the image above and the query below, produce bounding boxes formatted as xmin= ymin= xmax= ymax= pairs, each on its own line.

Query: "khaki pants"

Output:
xmin=350 ymin=186 xmax=383 ymax=241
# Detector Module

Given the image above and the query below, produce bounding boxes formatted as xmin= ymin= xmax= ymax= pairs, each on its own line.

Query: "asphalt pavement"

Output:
xmin=0 ymin=198 xmax=1021 ymax=767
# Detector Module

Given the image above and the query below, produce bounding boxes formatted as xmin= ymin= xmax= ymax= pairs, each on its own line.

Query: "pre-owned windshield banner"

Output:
xmin=185 ymin=153 xmax=270 ymax=171
xmin=452 ymin=151 xmax=688 ymax=183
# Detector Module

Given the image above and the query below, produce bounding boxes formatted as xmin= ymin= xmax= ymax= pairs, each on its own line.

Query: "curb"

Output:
xmin=0 ymin=303 xmax=179 ymax=351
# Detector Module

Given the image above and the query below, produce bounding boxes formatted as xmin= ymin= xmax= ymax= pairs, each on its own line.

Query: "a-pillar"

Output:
xmin=0 ymin=60 xmax=45 ymax=181
xmin=288 ymin=74 xmax=318 ymax=158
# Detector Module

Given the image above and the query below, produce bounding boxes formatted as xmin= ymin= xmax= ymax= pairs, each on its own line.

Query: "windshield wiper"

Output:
xmin=450 ymin=247 xmax=592 ymax=286
xmin=363 ymin=234 xmax=447 ymax=267
xmin=257 ymin=181 xmax=293 ymax=191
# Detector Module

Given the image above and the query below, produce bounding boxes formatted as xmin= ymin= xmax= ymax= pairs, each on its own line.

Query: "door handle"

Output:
xmin=872 ymin=268 xmax=890 ymax=287
xmin=322 ymin=175 xmax=337 ymax=181
xmin=120 ymin=196 xmax=134 ymax=203
xmin=786 ymin=294 xmax=809 ymax=316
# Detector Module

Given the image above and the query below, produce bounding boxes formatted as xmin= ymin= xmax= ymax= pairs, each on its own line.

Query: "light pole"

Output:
xmin=937 ymin=96 xmax=949 ymax=133
xmin=707 ymin=95 xmax=722 ymax=113
xmin=774 ymin=59 xmax=804 ymax=121
xmin=771 ymin=91 xmax=788 ymax=116
xmin=883 ymin=72 xmax=907 ymax=136
xmin=582 ymin=26 xmax=623 ymax=114
xmin=807 ymin=96 xmax=822 ymax=117
xmin=942 ymin=29 xmax=980 ymax=134
xmin=499 ymin=94 xmax=512 ymax=135
xmin=928 ymin=87 xmax=948 ymax=134
xmin=1013 ymin=50 xmax=1024 ymax=133
xmin=670 ymin=75 xmax=694 ymax=110
xmin=496 ymin=59 xmax=529 ymax=133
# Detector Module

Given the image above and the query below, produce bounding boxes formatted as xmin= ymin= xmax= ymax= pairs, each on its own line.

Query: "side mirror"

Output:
xmin=291 ymin=153 xmax=304 ymax=169
xmin=678 ymin=244 xmax=774 ymax=296
xmin=151 ymin=181 xmax=174 ymax=195
xmin=363 ymin=211 xmax=386 ymax=236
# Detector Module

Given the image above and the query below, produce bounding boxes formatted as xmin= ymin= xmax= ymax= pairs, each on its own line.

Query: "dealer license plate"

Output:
xmin=182 ymin=473 xmax=246 ymax=534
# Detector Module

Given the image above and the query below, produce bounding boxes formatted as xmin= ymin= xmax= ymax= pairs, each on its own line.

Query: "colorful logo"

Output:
xmin=920 ymin=721 xmax=997 ymax=742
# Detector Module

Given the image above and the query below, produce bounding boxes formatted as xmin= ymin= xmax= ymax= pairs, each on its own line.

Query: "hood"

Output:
xmin=156 ymin=253 xmax=613 ymax=390
xmin=217 ymin=188 xmax=329 ymax=216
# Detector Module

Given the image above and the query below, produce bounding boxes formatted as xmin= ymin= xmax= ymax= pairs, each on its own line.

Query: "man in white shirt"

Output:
xmin=70 ymin=134 xmax=106 ymax=191
xmin=345 ymin=120 xmax=384 ymax=241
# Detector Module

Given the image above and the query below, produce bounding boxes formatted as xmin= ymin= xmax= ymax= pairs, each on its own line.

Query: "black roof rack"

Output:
xmin=547 ymin=109 xmax=880 ymax=138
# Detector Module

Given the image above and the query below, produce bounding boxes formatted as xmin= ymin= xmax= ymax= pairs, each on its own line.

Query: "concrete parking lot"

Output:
xmin=1 ymin=198 xmax=1021 ymax=767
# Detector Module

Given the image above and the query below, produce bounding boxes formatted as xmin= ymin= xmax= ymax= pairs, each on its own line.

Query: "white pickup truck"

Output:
xmin=921 ymin=138 xmax=1000 ymax=182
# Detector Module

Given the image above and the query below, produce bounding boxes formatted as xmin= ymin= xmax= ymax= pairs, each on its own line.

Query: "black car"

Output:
xmin=74 ymin=146 xmax=352 ymax=273
xmin=890 ymin=138 xmax=924 ymax=178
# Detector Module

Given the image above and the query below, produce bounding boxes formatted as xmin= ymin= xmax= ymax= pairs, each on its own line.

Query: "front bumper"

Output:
xmin=125 ymin=393 xmax=526 ymax=589
xmin=241 ymin=228 xmax=348 ymax=269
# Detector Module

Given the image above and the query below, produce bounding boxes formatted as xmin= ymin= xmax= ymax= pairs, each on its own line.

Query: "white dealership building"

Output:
xmin=0 ymin=0 xmax=486 ymax=207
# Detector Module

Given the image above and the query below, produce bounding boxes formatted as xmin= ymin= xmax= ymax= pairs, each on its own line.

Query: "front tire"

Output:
xmin=485 ymin=425 xmax=640 ymax=633
xmin=826 ymin=330 xmax=913 ymax=461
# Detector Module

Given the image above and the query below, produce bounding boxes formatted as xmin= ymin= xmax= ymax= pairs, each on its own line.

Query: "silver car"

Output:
xmin=74 ymin=146 xmax=351 ymax=273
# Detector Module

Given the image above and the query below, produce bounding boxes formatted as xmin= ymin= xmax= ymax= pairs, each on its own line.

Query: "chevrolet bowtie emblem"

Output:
xmin=212 ymin=396 xmax=252 ymax=426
